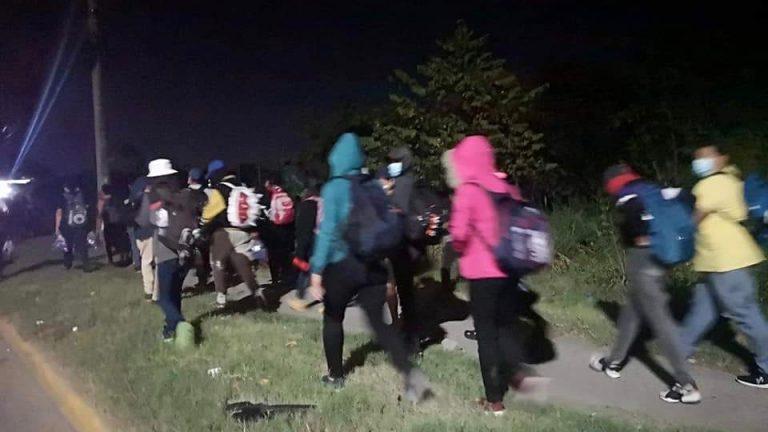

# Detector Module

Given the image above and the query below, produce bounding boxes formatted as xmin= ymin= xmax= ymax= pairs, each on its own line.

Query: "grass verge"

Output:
xmin=0 ymin=238 xmax=717 ymax=432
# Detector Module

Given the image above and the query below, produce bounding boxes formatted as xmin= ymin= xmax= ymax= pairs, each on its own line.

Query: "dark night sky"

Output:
xmin=1 ymin=0 xmax=766 ymax=177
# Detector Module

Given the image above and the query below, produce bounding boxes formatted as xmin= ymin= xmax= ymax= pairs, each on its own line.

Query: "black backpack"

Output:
xmin=104 ymin=197 xmax=132 ymax=225
xmin=342 ymin=174 xmax=405 ymax=261
xmin=64 ymin=191 xmax=89 ymax=228
xmin=155 ymin=189 xmax=199 ymax=254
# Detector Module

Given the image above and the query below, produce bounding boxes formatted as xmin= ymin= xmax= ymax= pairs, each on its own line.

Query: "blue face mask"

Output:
xmin=387 ymin=162 xmax=403 ymax=178
xmin=692 ymin=158 xmax=716 ymax=178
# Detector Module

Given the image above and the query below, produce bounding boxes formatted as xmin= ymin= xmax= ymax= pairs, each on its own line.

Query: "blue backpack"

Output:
xmin=743 ymin=173 xmax=768 ymax=245
xmin=620 ymin=182 xmax=695 ymax=266
xmin=342 ymin=174 xmax=405 ymax=261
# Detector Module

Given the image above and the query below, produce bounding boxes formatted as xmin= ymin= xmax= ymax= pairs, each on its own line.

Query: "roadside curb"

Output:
xmin=0 ymin=319 xmax=110 ymax=432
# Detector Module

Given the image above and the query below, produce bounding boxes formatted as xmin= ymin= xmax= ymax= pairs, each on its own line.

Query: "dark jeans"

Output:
xmin=104 ymin=223 xmax=130 ymax=264
xmin=389 ymin=246 xmax=419 ymax=346
xmin=157 ymin=259 xmax=186 ymax=337
xmin=470 ymin=277 xmax=524 ymax=403
xmin=265 ymin=224 xmax=295 ymax=285
xmin=61 ymin=227 xmax=89 ymax=269
xmin=323 ymin=257 xmax=413 ymax=379
xmin=295 ymin=271 xmax=309 ymax=299
xmin=194 ymin=243 xmax=210 ymax=287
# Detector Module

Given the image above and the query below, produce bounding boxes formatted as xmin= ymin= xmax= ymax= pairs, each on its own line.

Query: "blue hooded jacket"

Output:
xmin=310 ymin=133 xmax=365 ymax=274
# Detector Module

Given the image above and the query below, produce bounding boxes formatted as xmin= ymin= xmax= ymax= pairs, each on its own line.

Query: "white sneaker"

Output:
xmin=660 ymin=383 xmax=702 ymax=404
xmin=215 ymin=293 xmax=227 ymax=308
xmin=589 ymin=353 xmax=622 ymax=379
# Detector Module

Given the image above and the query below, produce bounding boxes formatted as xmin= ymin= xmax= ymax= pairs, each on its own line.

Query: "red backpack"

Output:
xmin=268 ymin=187 xmax=295 ymax=225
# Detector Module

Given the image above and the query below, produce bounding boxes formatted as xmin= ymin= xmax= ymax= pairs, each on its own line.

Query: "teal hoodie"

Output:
xmin=310 ymin=133 xmax=365 ymax=274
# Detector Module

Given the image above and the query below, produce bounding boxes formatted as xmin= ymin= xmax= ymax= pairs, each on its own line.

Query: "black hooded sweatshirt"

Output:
xmin=388 ymin=146 xmax=415 ymax=213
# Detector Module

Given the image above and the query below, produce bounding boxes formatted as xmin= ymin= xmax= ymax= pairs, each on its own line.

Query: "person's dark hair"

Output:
xmin=63 ymin=177 xmax=81 ymax=191
xmin=696 ymin=138 xmax=730 ymax=155
xmin=265 ymin=174 xmax=281 ymax=186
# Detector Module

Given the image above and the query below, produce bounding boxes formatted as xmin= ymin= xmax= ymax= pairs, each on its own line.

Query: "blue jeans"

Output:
xmin=680 ymin=268 xmax=768 ymax=373
xmin=156 ymin=259 xmax=185 ymax=337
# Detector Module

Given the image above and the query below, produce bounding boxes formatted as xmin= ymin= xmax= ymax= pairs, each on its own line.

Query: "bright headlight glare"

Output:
xmin=0 ymin=183 xmax=14 ymax=200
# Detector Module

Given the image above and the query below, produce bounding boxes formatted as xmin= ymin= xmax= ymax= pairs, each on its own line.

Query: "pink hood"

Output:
xmin=452 ymin=136 xmax=509 ymax=194
xmin=448 ymin=135 xmax=520 ymax=279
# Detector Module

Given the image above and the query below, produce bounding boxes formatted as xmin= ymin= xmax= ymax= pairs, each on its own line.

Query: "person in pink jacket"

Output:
xmin=447 ymin=135 xmax=525 ymax=416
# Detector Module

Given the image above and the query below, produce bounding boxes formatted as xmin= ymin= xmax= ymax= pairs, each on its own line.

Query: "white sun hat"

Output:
xmin=146 ymin=159 xmax=178 ymax=178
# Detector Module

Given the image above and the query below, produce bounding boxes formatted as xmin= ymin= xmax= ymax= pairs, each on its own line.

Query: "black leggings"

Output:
xmin=389 ymin=247 xmax=418 ymax=344
xmin=470 ymin=277 xmax=523 ymax=403
xmin=322 ymin=257 xmax=413 ymax=379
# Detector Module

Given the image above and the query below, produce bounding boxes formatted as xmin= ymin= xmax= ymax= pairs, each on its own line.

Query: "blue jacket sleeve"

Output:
xmin=310 ymin=181 xmax=341 ymax=274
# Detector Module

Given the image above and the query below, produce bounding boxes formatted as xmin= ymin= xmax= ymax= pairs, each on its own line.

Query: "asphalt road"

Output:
xmin=0 ymin=334 xmax=77 ymax=432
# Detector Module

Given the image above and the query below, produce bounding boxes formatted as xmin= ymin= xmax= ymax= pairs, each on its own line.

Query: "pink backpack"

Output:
xmin=268 ymin=187 xmax=295 ymax=225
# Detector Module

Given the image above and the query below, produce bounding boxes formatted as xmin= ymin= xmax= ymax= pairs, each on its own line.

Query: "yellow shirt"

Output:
xmin=692 ymin=171 xmax=764 ymax=272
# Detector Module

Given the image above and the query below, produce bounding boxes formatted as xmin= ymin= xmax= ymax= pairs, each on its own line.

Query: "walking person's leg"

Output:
xmin=137 ymin=238 xmax=155 ymax=300
xmin=356 ymin=262 xmax=413 ymax=376
xmin=710 ymin=269 xmax=768 ymax=385
xmin=601 ymin=300 xmax=642 ymax=372
xmin=105 ymin=224 xmax=117 ymax=264
xmin=679 ymin=280 xmax=720 ymax=361
xmin=128 ymin=226 xmax=140 ymax=270
xmin=320 ymin=260 xmax=358 ymax=382
xmin=73 ymin=228 xmax=90 ymax=271
xmin=195 ymin=244 xmax=210 ymax=288
xmin=61 ymin=228 xmax=74 ymax=269
xmin=495 ymin=278 xmax=525 ymax=385
xmin=470 ymin=278 xmax=507 ymax=405
xmin=230 ymin=251 xmax=259 ymax=297
xmin=210 ymin=230 xmax=233 ymax=306
xmin=356 ymin=263 xmax=431 ymax=402
xmin=632 ymin=273 xmax=696 ymax=388
xmin=591 ymin=248 xmax=653 ymax=378
xmin=623 ymin=249 xmax=699 ymax=402
xmin=156 ymin=260 xmax=185 ymax=339
xmin=390 ymin=248 xmax=418 ymax=350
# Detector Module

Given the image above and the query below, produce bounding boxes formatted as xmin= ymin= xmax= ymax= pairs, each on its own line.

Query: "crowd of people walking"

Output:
xmin=48 ymin=134 xmax=768 ymax=415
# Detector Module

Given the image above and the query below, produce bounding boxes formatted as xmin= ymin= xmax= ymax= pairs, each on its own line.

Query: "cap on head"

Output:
xmin=188 ymin=168 xmax=204 ymax=184
xmin=603 ymin=163 xmax=640 ymax=196
xmin=207 ymin=160 xmax=225 ymax=178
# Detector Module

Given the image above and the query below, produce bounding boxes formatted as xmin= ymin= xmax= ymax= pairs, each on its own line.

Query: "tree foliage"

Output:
xmin=368 ymin=22 xmax=552 ymax=189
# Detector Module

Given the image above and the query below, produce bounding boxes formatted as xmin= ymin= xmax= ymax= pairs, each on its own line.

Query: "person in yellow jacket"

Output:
xmin=200 ymin=167 xmax=263 ymax=308
xmin=681 ymin=143 xmax=768 ymax=388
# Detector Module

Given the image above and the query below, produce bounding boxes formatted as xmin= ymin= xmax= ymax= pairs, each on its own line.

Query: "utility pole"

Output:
xmin=87 ymin=0 xmax=109 ymax=189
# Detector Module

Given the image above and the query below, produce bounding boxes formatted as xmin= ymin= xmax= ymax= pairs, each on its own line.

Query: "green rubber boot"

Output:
xmin=174 ymin=321 xmax=195 ymax=350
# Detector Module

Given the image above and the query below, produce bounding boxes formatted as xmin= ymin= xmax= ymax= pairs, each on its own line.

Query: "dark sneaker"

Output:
xmin=736 ymin=371 xmax=768 ymax=389
xmin=161 ymin=331 xmax=175 ymax=343
xmin=404 ymin=369 xmax=433 ymax=404
xmin=144 ymin=293 xmax=153 ymax=302
xmin=321 ymin=375 xmax=345 ymax=390
xmin=660 ymin=383 xmax=701 ymax=404
xmin=589 ymin=354 xmax=622 ymax=379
